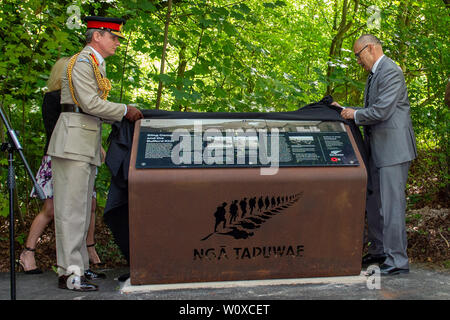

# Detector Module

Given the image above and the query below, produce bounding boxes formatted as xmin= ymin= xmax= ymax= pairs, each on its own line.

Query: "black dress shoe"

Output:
xmin=84 ymin=268 xmax=106 ymax=280
xmin=362 ymin=253 xmax=386 ymax=267
xmin=18 ymin=247 xmax=43 ymax=274
xmin=118 ymin=273 xmax=130 ymax=282
xmin=18 ymin=260 xmax=43 ymax=274
xmin=58 ymin=275 xmax=99 ymax=291
xmin=379 ymin=263 xmax=409 ymax=276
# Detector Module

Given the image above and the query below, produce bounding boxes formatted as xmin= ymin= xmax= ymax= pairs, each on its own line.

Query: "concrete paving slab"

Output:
xmin=120 ymin=272 xmax=367 ymax=294
xmin=0 ymin=264 xmax=449 ymax=300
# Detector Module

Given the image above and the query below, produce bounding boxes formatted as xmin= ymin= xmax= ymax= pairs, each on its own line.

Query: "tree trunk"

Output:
xmin=326 ymin=0 xmax=359 ymax=95
xmin=120 ymin=32 xmax=132 ymax=103
xmin=397 ymin=0 xmax=411 ymax=73
xmin=174 ymin=43 xmax=187 ymax=111
xmin=156 ymin=0 xmax=173 ymax=110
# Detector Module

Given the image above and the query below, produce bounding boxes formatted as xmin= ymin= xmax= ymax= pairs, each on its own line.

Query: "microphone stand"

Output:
xmin=0 ymin=103 xmax=45 ymax=300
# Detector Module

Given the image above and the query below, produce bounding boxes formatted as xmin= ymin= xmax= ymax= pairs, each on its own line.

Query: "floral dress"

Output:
xmin=31 ymin=155 xmax=97 ymax=199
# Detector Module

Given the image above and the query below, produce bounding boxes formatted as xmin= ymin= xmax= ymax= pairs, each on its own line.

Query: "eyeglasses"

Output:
xmin=355 ymin=45 xmax=368 ymax=59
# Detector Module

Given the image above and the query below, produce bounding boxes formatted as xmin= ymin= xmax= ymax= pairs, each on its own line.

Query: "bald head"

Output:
xmin=353 ymin=34 xmax=384 ymax=72
xmin=356 ymin=34 xmax=382 ymax=48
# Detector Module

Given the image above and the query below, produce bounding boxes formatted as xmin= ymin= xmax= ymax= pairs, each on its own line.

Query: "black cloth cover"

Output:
xmin=42 ymin=90 xmax=62 ymax=155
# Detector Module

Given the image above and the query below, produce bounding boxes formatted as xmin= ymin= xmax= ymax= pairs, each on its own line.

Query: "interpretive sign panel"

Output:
xmin=135 ymin=119 xmax=359 ymax=169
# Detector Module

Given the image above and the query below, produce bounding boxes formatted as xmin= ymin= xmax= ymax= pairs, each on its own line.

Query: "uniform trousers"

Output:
xmin=52 ymin=157 xmax=96 ymax=276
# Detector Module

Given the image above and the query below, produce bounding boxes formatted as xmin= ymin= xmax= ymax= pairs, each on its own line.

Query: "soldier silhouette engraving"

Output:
xmin=229 ymin=200 xmax=239 ymax=224
xmin=271 ymin=197 xmax=276 ymax=208
xmin=258 ymin=197 xmax=264 ymax=212
xmin=249 ymin=197 xmax=256 ymax=215
xmin=239 ymin=198 xmax=247 ymax=218
xmin=213 ymin=202 xmax=228 ymax=232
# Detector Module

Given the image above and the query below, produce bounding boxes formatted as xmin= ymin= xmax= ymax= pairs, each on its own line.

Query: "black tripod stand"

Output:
xmin=1 ymin=104 xmax=45 ymax=300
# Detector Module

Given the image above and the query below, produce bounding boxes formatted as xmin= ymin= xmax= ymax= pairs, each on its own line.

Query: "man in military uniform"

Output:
xmin=47 ymin=16 xmax=143 ymax=291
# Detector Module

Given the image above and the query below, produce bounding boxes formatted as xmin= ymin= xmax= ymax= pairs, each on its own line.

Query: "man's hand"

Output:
xmin=331 ymin=101 xmax=342 ymax=108
xmin=341 ymin=108 xmax=356 ymax=120
xmin=332 ymin=100 xmax=355 ymax=119
xmin=101 ymin=146 xmax=106 ymax=164
xmin=125 ymin=105 xmax=144 ymax=122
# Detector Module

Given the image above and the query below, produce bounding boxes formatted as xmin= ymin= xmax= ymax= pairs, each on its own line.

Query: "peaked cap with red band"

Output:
xmin=83 ymin=16 xmax=126 ymax=39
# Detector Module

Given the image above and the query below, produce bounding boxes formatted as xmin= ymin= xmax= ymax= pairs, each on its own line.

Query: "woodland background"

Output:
xmin=0 ymin=0 xmax=448 ymax=271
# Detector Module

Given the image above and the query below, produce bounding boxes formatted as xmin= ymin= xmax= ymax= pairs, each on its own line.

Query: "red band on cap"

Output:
xmin=87 ymin=21 xmax=121 ymax=31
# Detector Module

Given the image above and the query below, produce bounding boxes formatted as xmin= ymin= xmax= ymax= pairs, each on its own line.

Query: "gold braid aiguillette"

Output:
xmin=67 ymin=52 xmax=111 ymax=106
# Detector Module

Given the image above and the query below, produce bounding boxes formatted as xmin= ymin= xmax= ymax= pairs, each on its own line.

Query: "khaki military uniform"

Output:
xmin=48 ymin=46 xmax=125 ymax=276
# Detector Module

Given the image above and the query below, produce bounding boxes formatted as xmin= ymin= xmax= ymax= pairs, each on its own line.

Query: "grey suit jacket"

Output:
xmin=354 ymin=56 xmax=417 ymax=168
xmin=47 ymin=46 xmax=125 ymax=166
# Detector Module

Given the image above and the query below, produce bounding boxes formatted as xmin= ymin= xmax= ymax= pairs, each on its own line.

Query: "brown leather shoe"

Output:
xmin=58 ymin=275 xmax=99 ymax=291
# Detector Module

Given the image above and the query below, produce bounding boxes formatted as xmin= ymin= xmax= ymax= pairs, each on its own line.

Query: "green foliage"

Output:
xmin=0 ymin=0 xmax=449 ymax=219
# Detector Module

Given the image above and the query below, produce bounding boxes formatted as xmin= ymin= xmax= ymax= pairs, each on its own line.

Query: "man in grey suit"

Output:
xmin=48 ymin=16 xmax=143 ymax=291
xmin=332 ymin=34 xmax=417 ymax=275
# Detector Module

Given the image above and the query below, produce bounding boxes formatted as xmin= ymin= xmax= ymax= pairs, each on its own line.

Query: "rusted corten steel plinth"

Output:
xmin=128 ymin=122 xmax=367 ymax=285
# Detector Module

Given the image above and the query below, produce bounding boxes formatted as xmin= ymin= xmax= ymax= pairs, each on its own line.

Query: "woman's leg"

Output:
xmin=19 ymin=199 xmax=54 ymax=271
xmin=86 ymin=197 xmax=102 ymax=265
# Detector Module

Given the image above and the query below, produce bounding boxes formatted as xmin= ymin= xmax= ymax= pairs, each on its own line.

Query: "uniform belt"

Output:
xmin=61 ymin=104 xmax=84 ymax=113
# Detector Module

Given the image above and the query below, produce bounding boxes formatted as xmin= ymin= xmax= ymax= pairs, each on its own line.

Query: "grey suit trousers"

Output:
xmin=52 ymin=157 xmax=96 ymax=276
xmin=366 ymin=160 xmax=410 ymax=269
